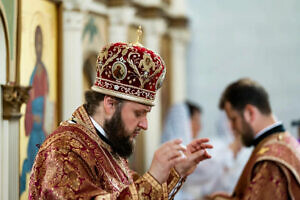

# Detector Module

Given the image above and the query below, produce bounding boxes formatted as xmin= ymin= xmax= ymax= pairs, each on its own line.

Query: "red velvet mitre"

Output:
xmin=92 ymin=42 xmax=166 ymax=106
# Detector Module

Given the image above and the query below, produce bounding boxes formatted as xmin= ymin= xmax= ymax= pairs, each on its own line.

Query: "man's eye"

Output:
xmin=135 ymin=112 xmax=142 ymax=117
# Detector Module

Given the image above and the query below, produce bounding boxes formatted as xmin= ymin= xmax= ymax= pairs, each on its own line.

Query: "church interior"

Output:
xmin=1 ymin=0 xmax=299 ymax=199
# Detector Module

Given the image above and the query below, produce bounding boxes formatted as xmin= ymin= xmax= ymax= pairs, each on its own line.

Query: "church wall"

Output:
xmin=186 ymin=0 xmax=300 ymax=138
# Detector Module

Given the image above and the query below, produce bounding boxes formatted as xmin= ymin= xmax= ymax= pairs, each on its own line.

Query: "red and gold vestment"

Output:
xmin=29 ymin=106 xmax=182 ymax=199
xmin=213 ymin=132 xmax=300 ymax=200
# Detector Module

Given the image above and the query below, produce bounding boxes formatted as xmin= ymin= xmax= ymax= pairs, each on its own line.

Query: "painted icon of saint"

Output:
xmin=20 ymin=25 xmax=49 ymax=195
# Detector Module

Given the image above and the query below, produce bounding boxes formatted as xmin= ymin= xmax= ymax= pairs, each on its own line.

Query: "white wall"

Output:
xmin=186 ymin=0 xmax=300 ymax=137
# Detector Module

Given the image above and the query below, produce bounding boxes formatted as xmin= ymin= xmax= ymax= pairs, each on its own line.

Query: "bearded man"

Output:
xmin=210 ymin=78 xmax=300 ymax=200
xmin=28 ymin=42 xmax=212 ymax=199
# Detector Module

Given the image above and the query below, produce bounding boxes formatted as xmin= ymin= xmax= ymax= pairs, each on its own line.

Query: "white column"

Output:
xmin=142 ymin=19 xmax=167 ymax=169
xmin=0 ymin=16 xmax=13 ymax=200
xmin=169 ymin=28 xmax=189 ymax=104
xmin=107 ymin=6 xmax=134 ymax=43
xmin=62 ymin=10 xmax=84 ymax=120
xmin=1 ymin=120 xmax=19 ymax=200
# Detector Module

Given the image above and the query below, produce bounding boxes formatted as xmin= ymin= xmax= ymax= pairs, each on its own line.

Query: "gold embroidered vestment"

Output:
xmin=213 ymin=132 xmax=300 ymax=200
xmin=29 ymin=106 xmax=182 ymax=199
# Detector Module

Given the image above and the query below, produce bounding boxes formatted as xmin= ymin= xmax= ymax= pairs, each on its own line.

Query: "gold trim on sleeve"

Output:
xmin=144 ymin=172 xmax=162 ymax=191
xmin=168 ymin=168 xmax=181 ymax=192
xmin=129 ymin=184 xmax=139 ymax=200
xmin=162 ymin=182 xmax=168 ymax=200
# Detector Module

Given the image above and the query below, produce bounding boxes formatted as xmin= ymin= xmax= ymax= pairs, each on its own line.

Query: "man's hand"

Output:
xmin=175 ymin=138 xmax=213 ymax=177
xmin=148 ymin=139 xmax=187 ymax=184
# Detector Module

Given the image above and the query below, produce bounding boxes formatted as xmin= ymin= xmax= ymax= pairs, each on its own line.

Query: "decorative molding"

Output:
xmin=168 ymin=16 xmax=189 ymax=29
xmin=88 ymin=10 xmax=108 ymax=18
xmin=63 ymin=0 xmax=91 ymax=11
xmin=94 ymin=0 xmax=107 ymax=4
xmin=63 ymin=10 xmax=84 ymax=30
xmin=135 ymin=5 xmax=165 ymax=19
xmin=107 ymin=0 xmax=131 ymax=7
xmin=1 ymin=84 xmax=31 ymax=119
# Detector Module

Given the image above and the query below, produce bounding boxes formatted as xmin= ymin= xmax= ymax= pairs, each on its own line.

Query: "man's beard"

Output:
xmin=240 ymin=118 xmax=255 ymax=147
xmin=103 ymin=104 xmax=135 ymax=158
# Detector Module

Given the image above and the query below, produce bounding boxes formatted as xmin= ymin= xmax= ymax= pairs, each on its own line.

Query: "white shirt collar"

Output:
xmin=254 ymin=121 xmax=282 ymax=139
xmin=89 ymin=117 xmax=107 ymax=138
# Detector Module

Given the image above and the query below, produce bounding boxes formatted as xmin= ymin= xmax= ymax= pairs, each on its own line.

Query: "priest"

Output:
xmin=29 ymin=39 xmax=213 ymax=199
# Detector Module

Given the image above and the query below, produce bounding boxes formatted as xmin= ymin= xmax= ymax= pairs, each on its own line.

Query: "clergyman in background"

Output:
xmin=211 ymin=78 xmax=300 ymax=199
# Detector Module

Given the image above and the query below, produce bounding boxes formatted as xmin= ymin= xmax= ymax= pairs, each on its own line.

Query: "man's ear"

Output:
xmin=103 ymin=96 xmax=116 ymax=116
xmin=243 ymin=104 xmax=256 ymax=123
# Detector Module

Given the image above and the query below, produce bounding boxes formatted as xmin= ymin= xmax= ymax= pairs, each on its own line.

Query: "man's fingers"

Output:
xmin=171 ymin=139 xmax=183 ymax=145
xmin=188 ymin=142 xmax=213 ymax=153
xmin=157 ymin=143 xmax=186 ymax=160
xmin=160 ymin=142 xmax=186 ymax=155
xmin=193 ymin=138 xmax=210 ymax=144
xmin=167 ymin=150 xmax=184 ymax=161
xmin=170 ymin=154 xmax=187 ymax=165
xmin=188 ymin=148 xmax=212 ymax=163
xmin=201 ymin=144 xmax=213 ymax=149
xmin=188 ymin=138 xmax=210 ymax=148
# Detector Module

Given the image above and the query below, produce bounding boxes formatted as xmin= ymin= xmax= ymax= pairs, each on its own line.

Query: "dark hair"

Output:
xmin=84 ymin=91 xmax=105 ymax=115
xmin=84 ymin=90 xmax=124 ymax=116
xmin=219 ymin=78 xmax=271 ymax=114
xmin=185 ymin=101 xmax=202 ymax=118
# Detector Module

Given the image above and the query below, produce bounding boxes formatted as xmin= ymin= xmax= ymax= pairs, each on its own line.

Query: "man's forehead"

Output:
xmin=124 ymin=100 xmax=151 ymax=112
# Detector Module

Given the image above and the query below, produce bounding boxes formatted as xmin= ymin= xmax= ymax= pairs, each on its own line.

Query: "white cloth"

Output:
xmin=254 ymin=121 xmax=282 ymax=139
xmin=89 ymin=116 xmax=107 ymax=138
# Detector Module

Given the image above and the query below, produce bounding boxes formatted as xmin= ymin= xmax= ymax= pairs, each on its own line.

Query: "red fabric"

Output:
xmin=29 ymin=106 xmax=182 ymax=199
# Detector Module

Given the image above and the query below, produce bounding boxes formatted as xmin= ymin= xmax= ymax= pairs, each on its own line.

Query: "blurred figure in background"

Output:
xmin=187 ymin=101 xmax=203 ymax=140
xmin=210 ymin=78 xmax=300 ymax=199
xmin=161 ymin=101 xmax=202 ymax=146
xmin=161 ymin=101 xmax=250 ymax=200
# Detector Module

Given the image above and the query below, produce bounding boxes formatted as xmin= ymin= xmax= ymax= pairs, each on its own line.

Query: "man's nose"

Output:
xmin=138 ymin=117 xmax=148 ymax=130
